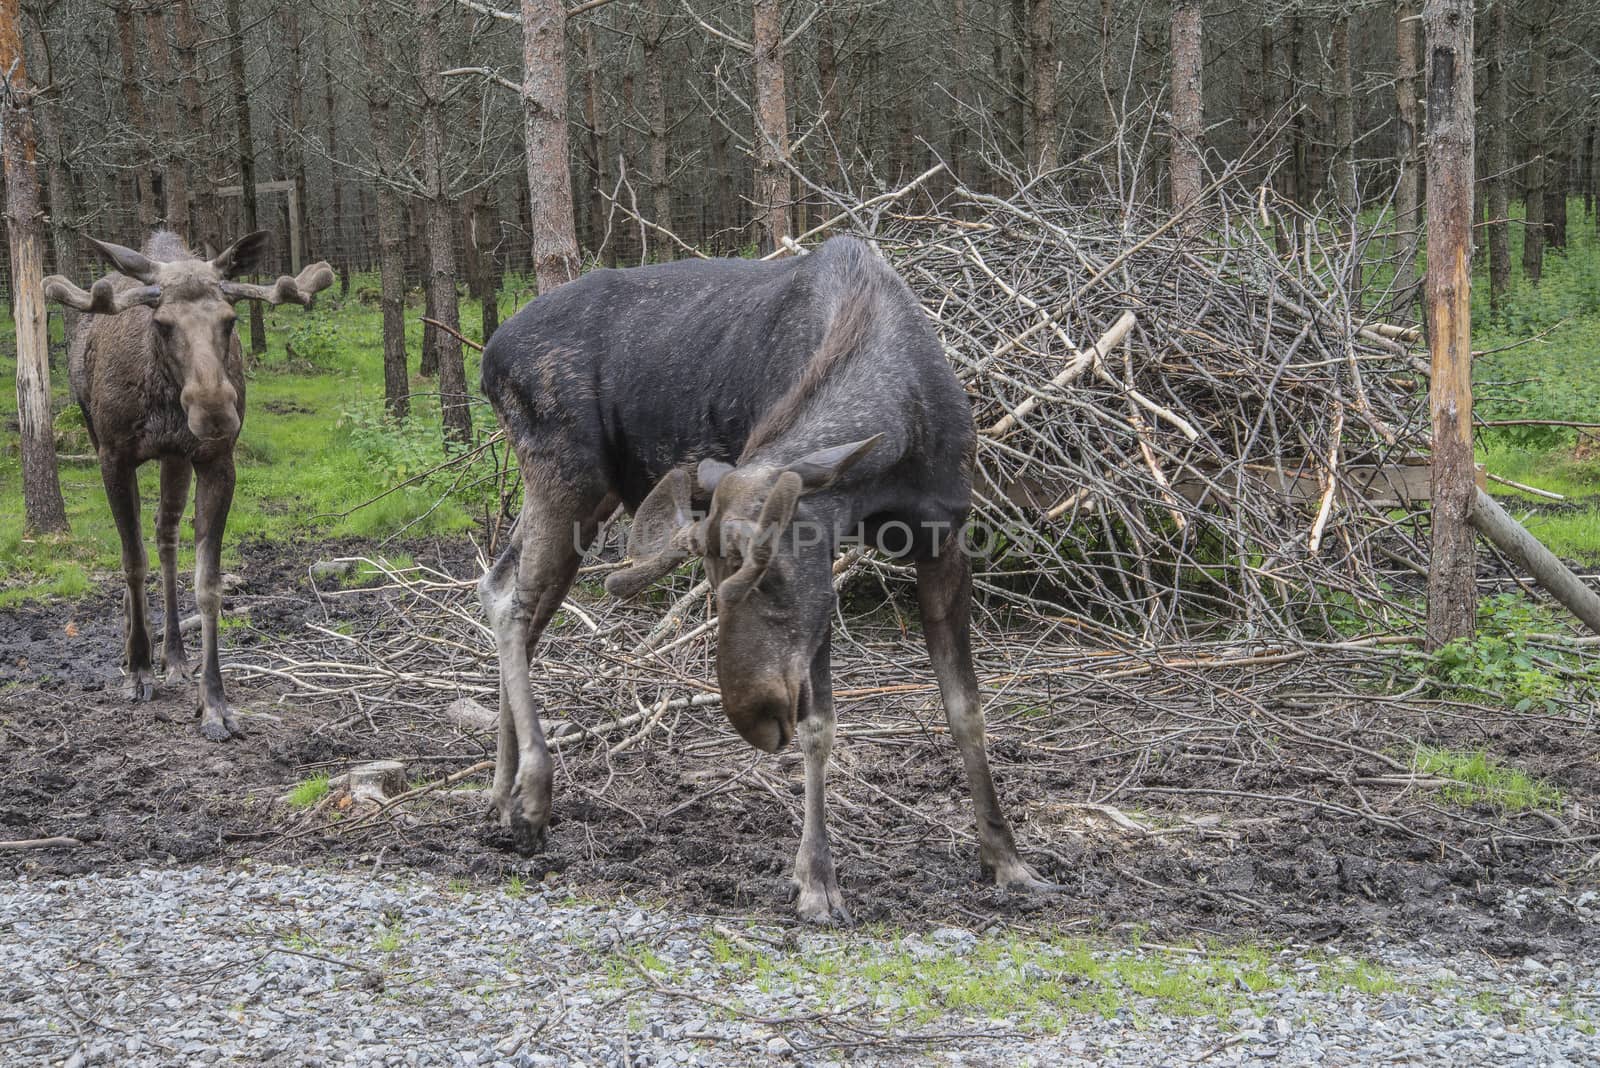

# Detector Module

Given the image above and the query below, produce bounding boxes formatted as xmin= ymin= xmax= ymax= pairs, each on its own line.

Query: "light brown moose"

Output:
xmin=43 ymin=231 xmax=333 ymax=740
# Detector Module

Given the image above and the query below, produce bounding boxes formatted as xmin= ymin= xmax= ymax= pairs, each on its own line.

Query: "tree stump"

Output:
xmin=348 ymin=760 xmax=407 ymax=808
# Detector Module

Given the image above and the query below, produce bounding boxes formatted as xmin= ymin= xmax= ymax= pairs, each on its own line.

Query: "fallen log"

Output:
xmin=1470 ymin=489 xmax=1600 ymax=635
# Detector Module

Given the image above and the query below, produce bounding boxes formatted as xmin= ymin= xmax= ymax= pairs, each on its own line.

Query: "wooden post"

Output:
xmin=1423 ymin=0 xmax=1477 ymax=649
xmin=1 ymin=0 xmax=69 ymax=533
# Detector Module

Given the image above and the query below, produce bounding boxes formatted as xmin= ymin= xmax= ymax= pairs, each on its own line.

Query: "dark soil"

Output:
xmin=3 ymin=536 xmax=1597 ymax=961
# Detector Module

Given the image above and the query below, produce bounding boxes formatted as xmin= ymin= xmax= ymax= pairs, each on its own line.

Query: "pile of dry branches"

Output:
xmin=860 ymin=179 xmax=1431 ymax=642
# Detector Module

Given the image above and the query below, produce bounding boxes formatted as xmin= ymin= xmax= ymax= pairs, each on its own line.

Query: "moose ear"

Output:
xmin=786 ymin=434 xmax=883 ymax=493
xmin=696 ymin=458 xmax=733 ymax=494
xmin=88 ymin=238 xmax=160 ymax=285
xmin=212 ymin=230 xmax=272 ymax=279
xmin=604 ymin=468 xmax=703 ymax=599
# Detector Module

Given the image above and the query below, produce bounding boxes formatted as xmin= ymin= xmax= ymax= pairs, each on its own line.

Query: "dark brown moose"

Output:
xmin=43 ymin=231 xmax=333 ymax=741
xmin=478 ymin=236 xmax=1055 ymax=922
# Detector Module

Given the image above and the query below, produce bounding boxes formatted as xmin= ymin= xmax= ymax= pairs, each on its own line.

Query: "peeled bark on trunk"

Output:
xmin=142 ymin=5 xmax=188 ymax=240
xmin=176 ymin=0 xmax=218 ymax=249
xmin=1 ymin=0 xmax=69 ymax=533
xmin=1394 ymin=2 xmax=1421 ymax=318
xmin=751 ymin=0 xmax=791 ymax=255
xmin=1423 ymin=0 xmax=1477 ymax=649
xmin=1523 ymin=9 xmax=1548 ymax=284
xmin=358 ymin=0 xmax=409 ymax=419
xmin=642 ymin=0 xmax=672 ymax=260
xmin=225 ymin=0 xmax=265 ymax=355
xmin=1168 ymin=0 xmax=1203 ymax=224
xmin=115 ymin=1 xmax=158 ymax=234
xmin=418 ymin=0 xmax=471 ymax=444
xmin=1029 ymin=0 xmax=1057 ymax=173
xmin=522 ymin=0 xmax=582 ymax=292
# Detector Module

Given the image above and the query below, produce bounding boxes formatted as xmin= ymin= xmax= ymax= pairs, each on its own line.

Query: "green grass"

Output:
xmin=1 ymin=271 xmax=524 ymax=603
xmin=1412 ymin=746 xmax=1563 ymax=813
xmin=1469 ymin=200 xmax=1600 ymax=561
xmin=284 ymin=773 xmax=332 ymax=810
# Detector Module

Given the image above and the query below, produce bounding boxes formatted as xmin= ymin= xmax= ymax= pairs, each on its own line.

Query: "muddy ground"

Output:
xmin=3 ymin=536 xmax=1598 ymax=964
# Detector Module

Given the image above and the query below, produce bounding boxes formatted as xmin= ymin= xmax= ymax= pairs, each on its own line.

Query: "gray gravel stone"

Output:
xmin=2 ymin=863 xmax=1596 ymax=1067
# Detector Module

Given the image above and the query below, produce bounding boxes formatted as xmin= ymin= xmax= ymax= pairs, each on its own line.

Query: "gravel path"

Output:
xmin=3 ymin=862 xmax=1597 ymax=1067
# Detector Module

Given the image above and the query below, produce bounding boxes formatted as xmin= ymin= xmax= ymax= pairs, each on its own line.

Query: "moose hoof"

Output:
xmin=992 ymin=859 xmax=1064 ymax=895
xmin=198 ymin=703 xmax=242 ymax=743
xmin=126 ymin=670 xmax=156 ymax=703
xmin=792 ymin=879 xmax=853 ymax=926
xmin=163 ymin=653 xmax=193 ymax=683
xmin=509 ymin=815 xmax=547 ymax=858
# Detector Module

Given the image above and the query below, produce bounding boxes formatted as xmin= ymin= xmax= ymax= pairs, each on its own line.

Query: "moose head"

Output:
xmin=605 ymin=435 xmax=882 ymax=752
xmin=43 ymin=232 xmax=333 ymax=442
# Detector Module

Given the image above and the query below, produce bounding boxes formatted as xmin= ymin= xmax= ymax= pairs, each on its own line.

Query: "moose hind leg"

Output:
xmin=478 ymin=536 xmax=523 ymax=828
xmin=101 ymin=458 xmax=155 ymax=702
xmin=478 ymin=490 xmax=607 ymax=856
xmin=793 ymin=644 xmax=851 ymax=924
xmin=193 ymin=457 xmax=239 ymax=742
xmin=916 ymin=547 xmax=1058 ymax=891
xmin=157 ymin=457 xmax=194 ymax=682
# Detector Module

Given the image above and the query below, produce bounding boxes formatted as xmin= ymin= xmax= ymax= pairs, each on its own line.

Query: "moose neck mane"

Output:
xmin=740 ymin=253 xmax=884 ymax=460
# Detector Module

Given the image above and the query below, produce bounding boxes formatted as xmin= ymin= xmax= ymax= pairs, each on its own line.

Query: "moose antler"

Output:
xmin=715 ymin=471 xmax=802 ymax=605
xmin=220 ymin=261 xmax=336 ymax=307
xmin=41 ymin=276 xmax=162 ymax=315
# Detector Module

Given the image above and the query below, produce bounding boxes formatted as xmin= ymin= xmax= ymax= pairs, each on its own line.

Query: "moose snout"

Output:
xmin=181 ymin=386 xmax=241 ymax=441
xmin=724 ymin=687 xmax=796 ymax=753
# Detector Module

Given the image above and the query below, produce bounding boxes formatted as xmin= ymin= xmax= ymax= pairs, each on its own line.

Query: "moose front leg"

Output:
xmin=192 ymin=456 xmax=239 ymax=741
xmin=916 ymin=546 xmax=1057 ymax=891
xmin=157 ymin=457 xmax=194 ymax=682
xmin=793 ymin=643 xmax=851 ymax=924
xmin=100 ymin=457 xmax=155 ymax=702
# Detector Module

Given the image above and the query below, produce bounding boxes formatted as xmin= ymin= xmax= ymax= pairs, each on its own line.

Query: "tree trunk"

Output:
xmin=1394 ymin=1 xmax=1421 ymax=318
xmin=581 ymin=23 xmax=611 ymax=266
xmin=471 ymin=191 xmax=500 ymax=341
xmin=816 ymin=0 xmax=842 ymax=220
xmin=1288 ymin=9 xmax=1308 ymax=206
xmin=2 ymin=0 xmax=69 ymax=533
xmin=1008 ymin=0 xmax=1027 ymax=166
xmin=358 ymin=0 xmax=409 ymax=419
xmin=1168 ymin=0 xmax=1203 ymax=223
xmin=280 ymin=10 xmax=313 ymax=270
xmin=523 ymin=0 xmax=582 ymax=291
xmin=1029 ymin=0 xmax=1057 ymax=173
xmin=1523 ymin=7 xmax=1548 ymax=283
xmin=1423 ymin=0 xmax=1476 ymax=649
xmin=27 ymin=17 xmax=78 ymax=340
xmin=1485 ymin=0 xmax=1509 ymax=313
xmin=322 ymin=21 xmax=349 ymax=296
xmin=176 ymin=0 xmax=217 ymax=250
xmin=115 ymin=1 xmax=158 ymax=235
xmin=1330 ymin=11 xmax=1356 ymax=214
xmin=142 ymin=5 xmax=188 ymax=240
xmin=641 ymin=0 xmax=672 ymax=260
xmin=417 ymin=0 xmax=471 ymax=444
xmin=751 ymin=0 xmax=791 ymax=255
xmin=225 ymin=0 xmax=265 ymax=355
